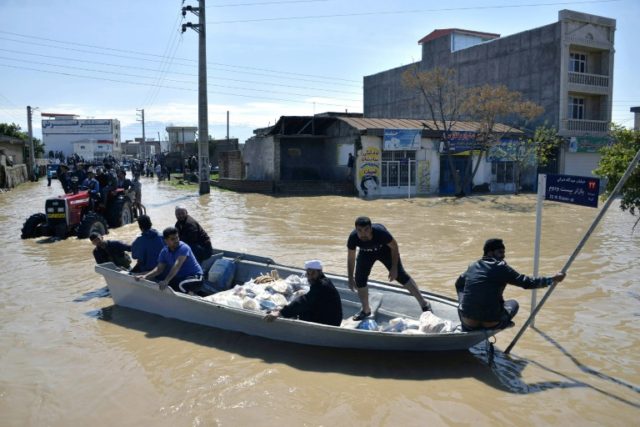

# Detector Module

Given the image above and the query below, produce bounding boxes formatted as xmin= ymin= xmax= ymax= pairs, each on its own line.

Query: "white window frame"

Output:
xmin=569 ymin=96 xmax=585 ymax=120
xmin=569 ymin=52 xmax=587 ymax=73
xmin=381 ymin=150 xmax=416 ymax=187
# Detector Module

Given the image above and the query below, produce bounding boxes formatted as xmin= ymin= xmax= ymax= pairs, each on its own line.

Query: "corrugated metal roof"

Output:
xmin=337 ymin=117 xmax=520 ymax=134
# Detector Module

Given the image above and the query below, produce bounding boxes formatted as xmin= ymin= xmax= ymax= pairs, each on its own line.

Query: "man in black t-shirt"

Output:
xmin=347 ymin=216 xmax=431 ymax=321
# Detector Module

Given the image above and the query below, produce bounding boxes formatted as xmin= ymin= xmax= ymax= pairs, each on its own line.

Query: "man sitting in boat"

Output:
xmin=455 ymin=238 xmax=566 ymax=331
xmin=130 ymin=215 xmax=165 ymax=273
xmin=347 ymin=216 xmax=431 ymax=321
xmin=263 ymin=260 xmax=343 ymax=326
xmin=174 ymin=205 xmax=213 ymax=264
xmin=90 ymin=232 xmax=132 ymax=270
xmin=134 ymin=227 xmax=204 ymax=295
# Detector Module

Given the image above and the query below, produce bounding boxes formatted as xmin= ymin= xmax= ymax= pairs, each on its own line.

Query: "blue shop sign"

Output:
xmin=545 ymin=174 xmax=599 ymax=208
xmin=441 ymin=131 xmax=483 ymax=153
xmin=383 ymin=129 xmax=421 ymax=151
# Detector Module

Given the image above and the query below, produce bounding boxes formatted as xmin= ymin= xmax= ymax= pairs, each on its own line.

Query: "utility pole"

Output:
xmin=136 ymin=108 xmax=145 ymax=160
xmin=182 ymin=0 xmax=210 ymax=194
xmin=26 ymin=106 xmax=36 ymax=181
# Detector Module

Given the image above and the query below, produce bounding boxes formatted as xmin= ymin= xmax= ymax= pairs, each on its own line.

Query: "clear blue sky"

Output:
xmin=0 ymin=0 xmax=637 ymax=146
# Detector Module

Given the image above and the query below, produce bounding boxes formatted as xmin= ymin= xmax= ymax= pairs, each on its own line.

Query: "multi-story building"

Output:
xmin=41 ymin=113 xmax=121 ymax=159
xmin=364 ymin=9 xmax=615 ymax=182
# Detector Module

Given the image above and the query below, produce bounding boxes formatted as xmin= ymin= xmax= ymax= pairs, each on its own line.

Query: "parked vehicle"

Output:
xmin=21 ymin=185 xmax=136 ymax=240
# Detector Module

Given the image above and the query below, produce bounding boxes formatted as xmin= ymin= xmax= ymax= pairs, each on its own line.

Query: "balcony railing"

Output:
xmin=568 ymin=71 xmax=609 ymax=88
xmin=565 ymin=119 xmax=609 ymax=133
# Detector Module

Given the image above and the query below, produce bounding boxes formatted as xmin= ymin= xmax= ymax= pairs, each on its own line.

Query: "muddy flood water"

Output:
xmin=1 ymin=177 xmax=638 ymax=426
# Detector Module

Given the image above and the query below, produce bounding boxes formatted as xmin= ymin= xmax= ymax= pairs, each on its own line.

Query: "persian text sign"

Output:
xmin=383 ymin=129 xmax=421 ymax=151
xmin=545 ymin=174 xmax=599 ymax=208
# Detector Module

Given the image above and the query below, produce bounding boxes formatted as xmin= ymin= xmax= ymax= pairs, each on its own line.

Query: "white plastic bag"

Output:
xmin=419 ymin=311 xmax=456 ymax=333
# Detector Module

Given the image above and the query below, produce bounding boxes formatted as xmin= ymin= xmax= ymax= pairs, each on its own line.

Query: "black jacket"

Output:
xmin=175 ymin=216 xmax=211 ymax=249
xmin=455 ymin=256 xmax=553 ymax=322
xmin=280 ymin=274 xmax=343 ymax=326
xmin=93 ymin=240 xmax=132 ymax=269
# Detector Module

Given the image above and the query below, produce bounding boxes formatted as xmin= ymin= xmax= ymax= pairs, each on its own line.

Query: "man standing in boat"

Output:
xmin=174 ymin=205 xmax=213 ymax=264
xmin=347 ymin=216 xmax=431 ymax=321
xmin=134 ymin=227 xmax=204 ymax=295
xmin=264 ymin=260 xmax=343 ymax=326
xmin=455 ymin=238 xmax=566 ymax=331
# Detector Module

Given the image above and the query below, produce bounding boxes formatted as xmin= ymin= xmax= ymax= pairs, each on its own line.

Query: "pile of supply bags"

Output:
xmin=203 ymin=272 xmax=308 ymax=312
xmin=348 ymin=312 xmax=459 ymax=334
xmin=203 ymin=271 xmax=460 ymax=334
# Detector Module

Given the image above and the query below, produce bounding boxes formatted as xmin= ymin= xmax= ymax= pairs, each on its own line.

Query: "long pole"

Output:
xmin=505 ymin=148 xmax=640 ymax=354
xmin=197 ymin=0 xmax=210 ymax=194
xmin=26 ymin=106 xmax=36 ymax=181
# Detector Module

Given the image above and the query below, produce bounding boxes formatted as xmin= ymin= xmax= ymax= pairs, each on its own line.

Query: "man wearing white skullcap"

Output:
xmin=264 ymin=260 xmax=342 ymax=326
xmin=304 ymin=259 xmax=323 ymax=270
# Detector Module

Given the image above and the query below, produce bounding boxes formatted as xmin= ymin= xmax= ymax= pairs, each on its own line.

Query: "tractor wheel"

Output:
xmin=21 ymin=213 xmax=48 ymax=239
xmin=107 ymin=198 xmax=133 ymax=228
xmin=77 ymin=212 xmax=108 ymax=239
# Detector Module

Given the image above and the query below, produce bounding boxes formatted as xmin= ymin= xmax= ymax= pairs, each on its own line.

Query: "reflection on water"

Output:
xmin=0 ymin=177 xmax=638 ymax=426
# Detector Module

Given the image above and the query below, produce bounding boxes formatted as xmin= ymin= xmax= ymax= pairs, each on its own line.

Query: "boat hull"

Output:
xmin=95 ymin=251 xmax=500 ymax=351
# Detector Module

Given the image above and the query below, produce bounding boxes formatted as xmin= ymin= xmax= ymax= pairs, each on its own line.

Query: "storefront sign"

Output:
xmin=441 ymin=131 xmax=483 ymax=153
xmin=383 ymin=129 xmax=421 ymax=151
xmin=42 ymin=119 xmax=114 ymax=135
xmin=545 ymin=174 xmax=599 ymax=208
xmin=568 ymin=136 xmax=610 ymax=153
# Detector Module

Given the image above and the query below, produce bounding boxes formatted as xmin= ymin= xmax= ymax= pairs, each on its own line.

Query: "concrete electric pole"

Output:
xmin=136 ymin=108 xmax=146 ymax=159
xmin=26 ymin=105 xmax=36 ymax=181
xmin=182 ymin=0 xmax=210 ymax=195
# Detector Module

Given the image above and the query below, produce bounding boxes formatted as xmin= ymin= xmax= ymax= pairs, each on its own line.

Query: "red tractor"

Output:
xmin=21 ymin=187 xmax=136 ymax=240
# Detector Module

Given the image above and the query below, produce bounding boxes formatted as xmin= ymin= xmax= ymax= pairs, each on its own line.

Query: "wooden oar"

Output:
xmin=505 ymin=147 xmax=640 ymax=354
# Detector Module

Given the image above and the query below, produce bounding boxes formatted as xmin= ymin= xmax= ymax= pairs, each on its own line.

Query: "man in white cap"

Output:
xmin=264 ymin=260 xmax=343 ymax=326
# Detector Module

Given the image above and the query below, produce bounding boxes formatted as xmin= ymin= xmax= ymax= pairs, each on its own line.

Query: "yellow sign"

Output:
xmin=47 ymin=213 xmax=66 ymax=219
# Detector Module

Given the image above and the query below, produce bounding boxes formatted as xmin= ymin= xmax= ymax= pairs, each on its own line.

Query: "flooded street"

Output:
xmin=1 ymin=177 xmax=638 ymax=426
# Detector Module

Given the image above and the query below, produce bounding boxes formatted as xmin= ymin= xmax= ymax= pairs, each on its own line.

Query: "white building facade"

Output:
xmin=41 ymin=114 xmax=121 ymax=158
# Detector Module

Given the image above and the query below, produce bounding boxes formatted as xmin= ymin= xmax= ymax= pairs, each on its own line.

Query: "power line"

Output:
xmin=0 ymin=56 xmax=361 ymax=102
xmin=0 ymin=36 xmax=360 ymax=88
xmin=207 ymin=0 xmax=620 ymax=24
xmin=142 ymin=13 xmax=185 ymax=109
xmin=0 ymin=63 xmax=361 ymax=109
xmin=209 ymin=0 xmax=330 ymax=6
xmin=0 ymin=48 xmax=361 ymax=95
xmin=0 ymin=30 xmax=360 ymax=83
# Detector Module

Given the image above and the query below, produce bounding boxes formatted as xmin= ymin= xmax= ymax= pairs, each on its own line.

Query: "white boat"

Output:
xmin=94 ymin=249 xmax=503 ymax=351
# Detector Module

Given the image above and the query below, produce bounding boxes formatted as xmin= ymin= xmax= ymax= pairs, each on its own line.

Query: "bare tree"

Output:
xmin=401 ymin=66 xmax=468 ymax=195
xmin=461 ymin=84 xmax=544 ymax=194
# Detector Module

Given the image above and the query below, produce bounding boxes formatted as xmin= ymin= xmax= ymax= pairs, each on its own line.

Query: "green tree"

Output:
xmin=0 ymin=122 xmax=45 ymax=159
xmin=594 ymin=124 xmax=640 ymax=228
